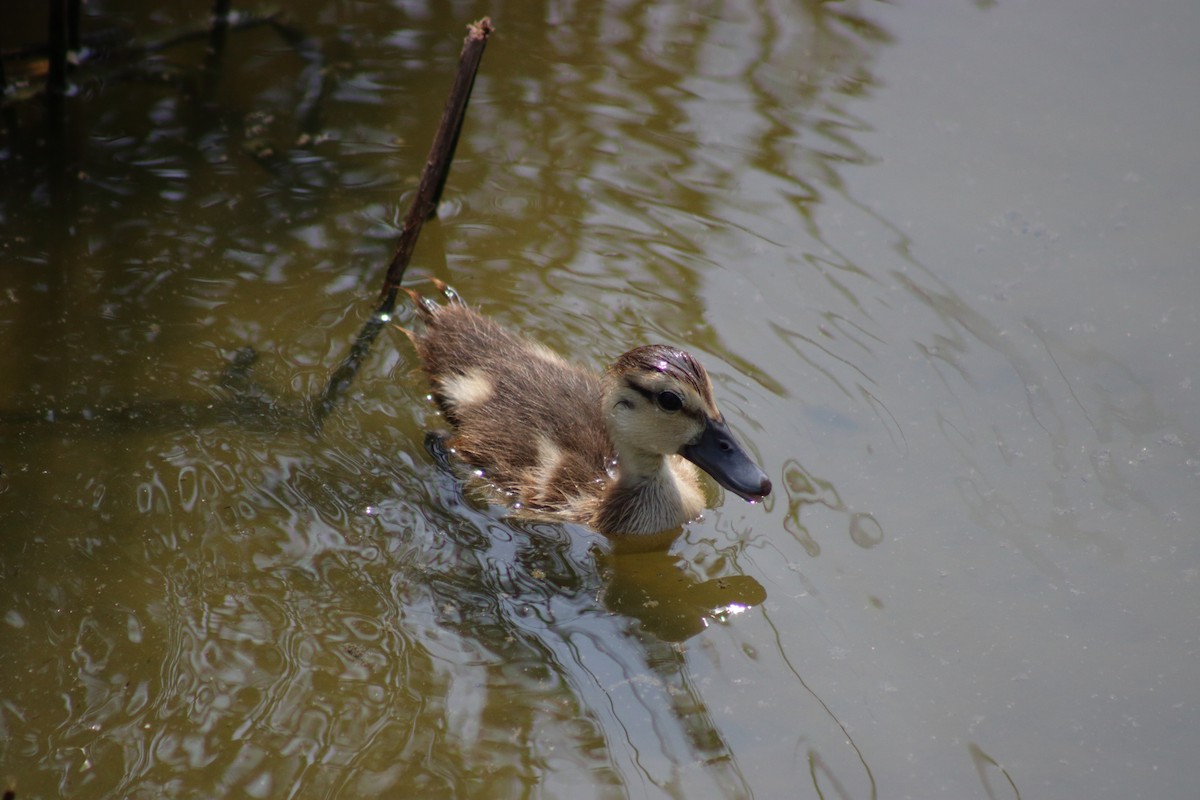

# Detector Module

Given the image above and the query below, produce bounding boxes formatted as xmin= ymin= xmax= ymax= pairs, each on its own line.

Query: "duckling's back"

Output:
xmin=412 ymin=303 xmax=613 ymax=512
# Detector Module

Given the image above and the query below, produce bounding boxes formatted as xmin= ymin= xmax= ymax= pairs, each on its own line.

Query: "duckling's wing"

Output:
xmin=413 ymin=305 xmax=613 ymax=511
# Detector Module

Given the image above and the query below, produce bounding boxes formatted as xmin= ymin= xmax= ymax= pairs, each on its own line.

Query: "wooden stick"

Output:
xmin=378 ymin=16 xmax=493 ymax=313
xmin=314 ymin=17 xmax=493 ymax=423
xmin=47 ymin=0 xmax=69 ymax=95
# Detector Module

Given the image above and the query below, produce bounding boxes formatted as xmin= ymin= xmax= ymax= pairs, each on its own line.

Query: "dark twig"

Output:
xmin=0 ymin=33 xmax=8 ymax=101
xmin=314 ymin=17 xmax=493 ymax=425
xmin=2 ymin=10 xmax=288 ymax=109
xmin=201 ymin=0 xmax=233 ymax=98
xmin=378 ymin=17 xmax=493 ymax=313
xmin=68 ymin=0 xmax=82 ymax=54
xmin=47 ymin=0 xmax=69 ymax=95
xmin=204 ymin=0 xmax=233 ymax=75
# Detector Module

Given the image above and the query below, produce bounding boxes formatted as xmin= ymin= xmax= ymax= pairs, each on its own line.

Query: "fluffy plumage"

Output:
xmin=406 ymin=294 xmax=770 ymax=538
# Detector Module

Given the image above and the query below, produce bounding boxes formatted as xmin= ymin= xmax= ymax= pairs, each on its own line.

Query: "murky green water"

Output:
xmin=3 ymin=1 xmax=1198 ymax=797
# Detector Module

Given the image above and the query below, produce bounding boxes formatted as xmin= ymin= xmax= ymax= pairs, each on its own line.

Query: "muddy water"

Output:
xmin=2 ymin=1 xmax=1198 ymax=797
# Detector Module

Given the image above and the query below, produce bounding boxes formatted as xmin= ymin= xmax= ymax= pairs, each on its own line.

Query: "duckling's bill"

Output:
xmin=680 ymin=417 xmax=772 ymax=502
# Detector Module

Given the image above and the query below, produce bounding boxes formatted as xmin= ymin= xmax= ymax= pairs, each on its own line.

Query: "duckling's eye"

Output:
xmin=656 ymin=390 xmax=683 ymax=412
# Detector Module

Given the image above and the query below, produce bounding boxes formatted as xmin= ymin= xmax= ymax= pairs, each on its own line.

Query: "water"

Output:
xmin=2 ymin=0 xmax=1198 ymax=797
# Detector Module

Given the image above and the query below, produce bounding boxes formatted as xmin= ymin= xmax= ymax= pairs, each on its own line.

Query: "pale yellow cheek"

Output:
xmin=669 ymin=456 xmax=707 ymax=519
xmin=644 ymin=416 xmax=701 ymax=451
xmin=440 ymin=368 xmax=494 ymax=408
xmin=612 ymin=404 xmax=705 ymax=456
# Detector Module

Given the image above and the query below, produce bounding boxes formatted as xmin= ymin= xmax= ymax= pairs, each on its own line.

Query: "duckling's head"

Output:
xmin=604 ymin=345 xmax=772 ymax=502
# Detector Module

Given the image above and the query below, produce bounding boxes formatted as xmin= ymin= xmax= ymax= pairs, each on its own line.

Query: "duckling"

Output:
xmin=405 ymin=290 xmax=772 ymax=538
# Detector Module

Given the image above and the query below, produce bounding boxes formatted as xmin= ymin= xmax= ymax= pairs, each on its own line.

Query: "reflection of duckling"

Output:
xmin=405 ymin=288 xmax=771 ymax=539
xmin=600 ymin=549 xmax=769 ymax=641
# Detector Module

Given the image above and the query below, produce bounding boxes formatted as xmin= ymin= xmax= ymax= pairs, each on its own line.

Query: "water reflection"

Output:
xmin=0 ymin=0 xmax=1031 ymax=796
xmin=967 ymin=742 xmax=1022 ymax=800
xmin=0 ymin=327 xmax=807 ymax=797
xmin=781 ymin=458 xmax=882 ymax=557
xmin=600 ymin=548 xmax=768 ymax=643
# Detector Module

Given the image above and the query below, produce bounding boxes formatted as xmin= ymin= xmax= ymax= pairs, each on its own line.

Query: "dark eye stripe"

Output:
xmin=624 ymin=378 xmax=657 ymax=403
xmin=624 ymin=378 xmax=706 ymax=420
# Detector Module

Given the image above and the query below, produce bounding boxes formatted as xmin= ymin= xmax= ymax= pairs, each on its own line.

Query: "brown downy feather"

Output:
xmin=406 ymin=290 xmax=769 ymax=538
xmin=411 ymin=302 xmax=615 ymax=515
